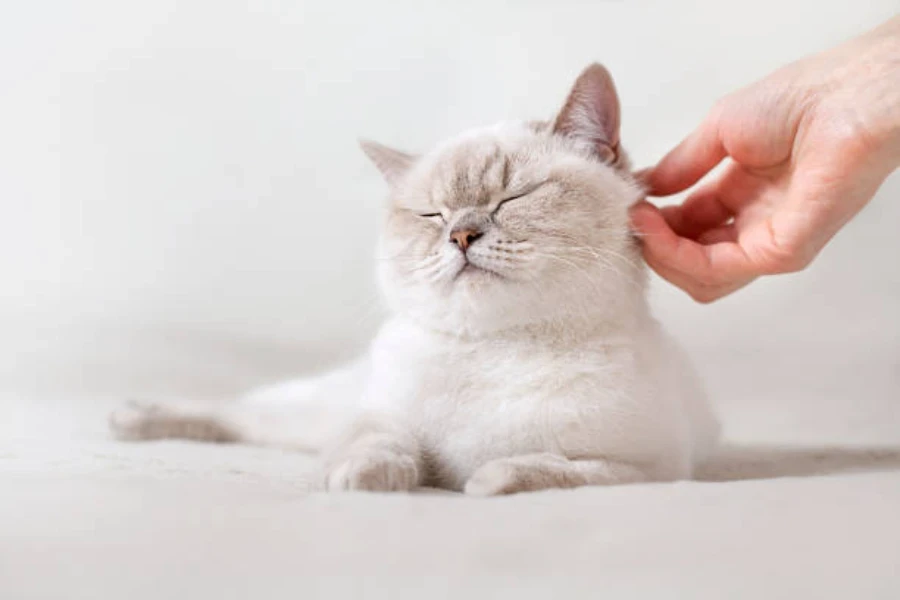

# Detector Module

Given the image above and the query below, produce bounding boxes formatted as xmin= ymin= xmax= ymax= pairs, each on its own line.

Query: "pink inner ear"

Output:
xmin=553 ymin=64 xmax=621 ymax=162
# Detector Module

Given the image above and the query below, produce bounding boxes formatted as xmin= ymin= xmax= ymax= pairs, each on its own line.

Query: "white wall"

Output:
xmin=2 ymin=1 xmax=898 ymax=419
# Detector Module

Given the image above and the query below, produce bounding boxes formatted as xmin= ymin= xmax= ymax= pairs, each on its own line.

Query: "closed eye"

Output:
xmin=493 ymin=187 xmax=539 ymax=215
xmin=418 ymin=212 xmax=445 ymax=224
xmin=494 ymin=181 xmax=553 ymax=215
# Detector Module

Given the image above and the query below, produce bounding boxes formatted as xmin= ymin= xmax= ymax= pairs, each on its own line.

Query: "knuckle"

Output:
xmin=761 ymin=246 xmax=809 ymax=274
xmin=755 ymin=225 xmax=814 ymax=274
xmin=810 ymin=103 xmax=884 ymax=164
xmin=824 ymin=115 xmax=876 ymax=153
xmin=694 ymin=269 xmax=718 ymax=286
xmin=687 ymin=285 xmax=721 ymax=304
xmin=709 ymin=97 xmax=731 ymax=122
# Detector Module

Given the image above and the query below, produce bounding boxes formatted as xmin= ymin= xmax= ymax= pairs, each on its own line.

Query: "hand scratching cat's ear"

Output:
xmin=553 ymin=63 xmax=621 ymax=165
xmin=359 ymin=139 xmax=416 ymax=187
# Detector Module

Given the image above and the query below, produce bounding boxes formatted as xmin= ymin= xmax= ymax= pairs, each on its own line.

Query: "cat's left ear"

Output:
xmin=359 ymin=139 xmax=417 ymax=187
xmin=553 ymin=63 xmax=621 ymax=165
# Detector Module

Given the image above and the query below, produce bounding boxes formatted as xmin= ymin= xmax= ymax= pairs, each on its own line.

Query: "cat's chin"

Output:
xmin=402 ymin=287 xmax=547 ymax=337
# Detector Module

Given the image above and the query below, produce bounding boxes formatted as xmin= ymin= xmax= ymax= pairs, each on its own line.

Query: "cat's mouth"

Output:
xmin=453 ymin=261 xmax=504 ymax=281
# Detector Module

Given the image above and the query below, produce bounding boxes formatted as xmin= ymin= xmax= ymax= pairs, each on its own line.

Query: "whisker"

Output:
xmin=539 ymin=246 xmax=645 ymax=292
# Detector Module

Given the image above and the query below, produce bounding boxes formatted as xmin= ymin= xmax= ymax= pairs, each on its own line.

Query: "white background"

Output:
xmin=0 ymin=0 xmax=897 ymax=431
xmin=2 ymin=1 xmax=900 ymax=596
xmin=3 ymin=0 xmax=898 ymax=429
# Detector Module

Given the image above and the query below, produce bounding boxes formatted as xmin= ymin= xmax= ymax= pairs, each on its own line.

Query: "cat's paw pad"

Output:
xmin=109 ymin=400 xmax=163 ymax=440
xmin=464 ymin=460 xmax=527 ymax=496
xmin=326 ymin=452 xmax=419 ymax=492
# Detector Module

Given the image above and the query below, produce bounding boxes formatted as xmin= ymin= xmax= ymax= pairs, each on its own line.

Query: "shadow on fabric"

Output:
xmin=697 ymin=443 xmax=900 ymax=482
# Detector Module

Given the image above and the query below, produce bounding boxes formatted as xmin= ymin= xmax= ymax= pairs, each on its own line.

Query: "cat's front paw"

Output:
xmin=464 ymin=459 xmax=527 ymax=496
xmin=464 ymin=454 xmax=573 ymax=496
xmin=325 ymin=451 xmax=419 ymax=492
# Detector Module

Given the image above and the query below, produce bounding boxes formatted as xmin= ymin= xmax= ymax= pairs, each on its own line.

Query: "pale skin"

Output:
xmin=630 ymin=16 xmax=900 ymax=302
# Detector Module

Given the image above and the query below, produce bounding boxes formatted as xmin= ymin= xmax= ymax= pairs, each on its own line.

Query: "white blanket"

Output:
xmin=3 ymin=314 xmax=899 ymax=598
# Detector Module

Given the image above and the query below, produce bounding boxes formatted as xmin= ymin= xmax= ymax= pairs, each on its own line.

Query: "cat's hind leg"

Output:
xmin=109 ymin=359 xmax=368 ymax=450
xmin=110 ymin=399 xmax=239 ymax=443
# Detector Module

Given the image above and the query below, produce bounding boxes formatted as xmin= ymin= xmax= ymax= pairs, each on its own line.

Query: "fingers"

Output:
xmin=696 ymin=224 xmax=738 ymax=245
xmin=643 ymin=247 xmax=754 ymax=302
xmin=642 ymin=110 xmax=727 ymax=196
xmin=660 ymin=187 xmax=734 ymax=240
xmin=629 ymin=201 xmax=754 ymax=302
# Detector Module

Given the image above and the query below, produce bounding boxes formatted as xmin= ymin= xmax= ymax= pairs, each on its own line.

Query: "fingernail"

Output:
xmin=628 ymin=200 xmax=655 ymax=215
xmin=633 ymin=168 xmax=652 ymax=188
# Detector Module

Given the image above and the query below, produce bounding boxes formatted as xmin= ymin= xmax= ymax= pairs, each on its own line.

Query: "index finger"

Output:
xmin=644 ymin=110 xmax=727 ymax=196
xmin=630 ymin=201 xmax=753 ymax=283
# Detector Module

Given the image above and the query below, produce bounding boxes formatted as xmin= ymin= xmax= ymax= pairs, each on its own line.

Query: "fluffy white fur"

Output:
xmin=110 ymin=64 xmax=719 ymax=495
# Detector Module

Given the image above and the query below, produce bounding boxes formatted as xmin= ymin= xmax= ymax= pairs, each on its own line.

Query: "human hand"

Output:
xmin=630 ymin=16 xmax=900 ymax=302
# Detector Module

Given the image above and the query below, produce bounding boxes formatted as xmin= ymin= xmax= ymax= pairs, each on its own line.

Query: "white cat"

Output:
xmin=110 ymin=64 xmax=720 ymax=495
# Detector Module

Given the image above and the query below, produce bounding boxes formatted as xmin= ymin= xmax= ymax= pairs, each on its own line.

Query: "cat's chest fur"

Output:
xmin=362 ymin=318 xmax=639 ymax=489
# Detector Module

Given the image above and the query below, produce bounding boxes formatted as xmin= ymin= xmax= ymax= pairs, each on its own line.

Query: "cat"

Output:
xmin=110 ymin=64 xmax=720 ymax=495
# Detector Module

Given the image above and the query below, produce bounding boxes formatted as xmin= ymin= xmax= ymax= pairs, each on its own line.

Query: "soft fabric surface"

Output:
xmin=3 ymin=320 xmax=900 ymax=598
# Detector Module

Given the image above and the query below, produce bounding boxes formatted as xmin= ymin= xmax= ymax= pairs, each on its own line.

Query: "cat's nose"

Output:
xmin=449 ymin=228 xmax=483 ymax=252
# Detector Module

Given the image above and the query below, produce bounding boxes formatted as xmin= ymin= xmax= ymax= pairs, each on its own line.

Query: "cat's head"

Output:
xmin=362 ymin=64 xmax=645 ymax=335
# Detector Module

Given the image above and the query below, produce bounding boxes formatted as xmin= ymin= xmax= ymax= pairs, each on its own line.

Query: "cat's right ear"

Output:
xmin=359 ymin=139 xmax=416 ymax=188
xmin=553 ymin=63 xmax=621 ymax=165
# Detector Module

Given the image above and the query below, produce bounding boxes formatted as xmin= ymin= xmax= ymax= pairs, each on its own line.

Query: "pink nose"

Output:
xmin=449 ymin=229 xmax=483 ymax=251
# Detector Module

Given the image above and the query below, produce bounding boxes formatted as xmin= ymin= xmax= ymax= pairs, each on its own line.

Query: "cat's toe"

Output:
xmin=464 ymin=460 xmax=523 ymax=496
xmin=326 ymin=452 xmax=419 ymax=492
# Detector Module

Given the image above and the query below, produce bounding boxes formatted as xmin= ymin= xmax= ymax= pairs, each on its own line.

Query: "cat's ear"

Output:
xmin=359 ymin=139 xmax=416 ymax=187
xmin=553 ymin=63 xmax=621 ymax=164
